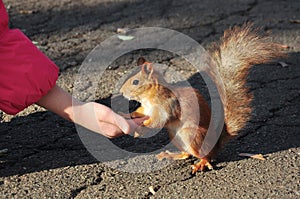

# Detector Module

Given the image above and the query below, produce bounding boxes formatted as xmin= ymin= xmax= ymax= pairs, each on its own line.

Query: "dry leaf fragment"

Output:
xmin=134 ymin=132 xmax=140 ymax=138
xmin=239 ymin=153 xmax=266 ymax=160
xmin=117 ymin=35 xmax=134 ymax=41
xmin=278 ymin=61 xmax=289 ymax=67
xmin=19 ymin=10 xmax=35 ymax=14
xmin=117 ymin=28 xmax=130 ymax=34
xmin=280 ymin=44 xmax=290 ymax=49
xmin=0 ymin=148 xmax=8 ymax=156
xmin=290 ymin=19 xmax=300 ymax=24
xmin=32 ymin=41 xmax=38 ymax=45
xmin=149 ymin=186 xmax=156 ymax=195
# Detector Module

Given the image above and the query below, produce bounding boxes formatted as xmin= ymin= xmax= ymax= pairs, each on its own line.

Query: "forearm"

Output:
xmin=36 ymin=84 xmax=147 ymax=137
xmin=36 ymin=84 xmax=79 ymax=122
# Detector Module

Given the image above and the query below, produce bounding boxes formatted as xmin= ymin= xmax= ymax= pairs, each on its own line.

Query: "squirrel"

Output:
xmin=119 ymin=24 xmax=285 ymax=173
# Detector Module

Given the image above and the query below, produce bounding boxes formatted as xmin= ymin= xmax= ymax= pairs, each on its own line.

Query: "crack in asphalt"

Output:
xmin=70 ymin=171 xmax=103 ymax=199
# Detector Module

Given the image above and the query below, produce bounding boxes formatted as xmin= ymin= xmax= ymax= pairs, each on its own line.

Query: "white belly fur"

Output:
xmin=141 ymin=99 xmax=169 ymax=129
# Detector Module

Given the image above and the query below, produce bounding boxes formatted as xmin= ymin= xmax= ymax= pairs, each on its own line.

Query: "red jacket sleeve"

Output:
xmin=0 ymin=0 xmax=59 ymax=115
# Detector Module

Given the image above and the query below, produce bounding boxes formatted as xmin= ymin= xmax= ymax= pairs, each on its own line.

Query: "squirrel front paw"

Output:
xmin=143 ymin=118 xmax=152 ymax=126
xmin=118 ymin=111 xmax=147 ymax=120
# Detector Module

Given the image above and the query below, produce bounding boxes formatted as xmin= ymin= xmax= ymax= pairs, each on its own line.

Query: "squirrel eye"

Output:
xmin=132 ymin=79 xmax=139 ymax=85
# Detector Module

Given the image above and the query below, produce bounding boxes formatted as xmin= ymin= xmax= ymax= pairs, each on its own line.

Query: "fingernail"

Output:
xmin=116 ymin=115 xmax=130 ymax=134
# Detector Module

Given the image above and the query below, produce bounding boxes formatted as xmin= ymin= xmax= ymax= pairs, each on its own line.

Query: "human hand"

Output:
xmin=37 ymin=85 xmax=148 ymax=138
xmin=73 ymin=102 xmax=149 ymax=138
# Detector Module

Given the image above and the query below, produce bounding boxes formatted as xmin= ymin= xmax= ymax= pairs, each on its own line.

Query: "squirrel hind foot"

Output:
xmin=156 ymin=151 xmax=190 ymax=161
xmin=191 ymin=158 xmax=213 ymax=174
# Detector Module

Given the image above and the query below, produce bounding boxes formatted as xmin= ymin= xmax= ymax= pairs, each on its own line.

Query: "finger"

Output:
xmin=94 ymin=103 xmax=118 ymax=123
xmin=124 ymin=116 xmax=150 ymax=135
xmin=93 ymin=103 xmax=129 ymax=134
xmin=132 ymin=116 xmax=150 ymax=126
xmin=98 ymin=122 xmax=124 ymax=138
xmin=122 ymin=119 xmax=141 ymax=135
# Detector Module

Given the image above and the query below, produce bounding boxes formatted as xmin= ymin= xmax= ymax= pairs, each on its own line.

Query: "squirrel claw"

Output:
xmin=191 ymin=159 xmax=213 ymax=174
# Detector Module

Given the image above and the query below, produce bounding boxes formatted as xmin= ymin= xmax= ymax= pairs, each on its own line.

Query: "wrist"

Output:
xmin=69 ymin=99 xmax=89 ymax=125
xmin=37 ymin=85 xmax=83 ymax=122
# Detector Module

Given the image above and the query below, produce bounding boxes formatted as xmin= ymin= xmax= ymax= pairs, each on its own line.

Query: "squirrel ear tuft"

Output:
xmin=141 ymin=63 xmax=154 ymax=79
xmin=137 ymin=57 xmax=146 ymax=66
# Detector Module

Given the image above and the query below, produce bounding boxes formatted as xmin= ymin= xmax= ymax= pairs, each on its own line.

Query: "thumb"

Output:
xmin=132 ymin=116 xmax=149 ymax=126
xmin=112 ymin=114 xmax=130 ymax=134
xmin=125 ymin=116 xmax=150 ymax=135
xmin=115 ymin=115 xmax=149 ymax=135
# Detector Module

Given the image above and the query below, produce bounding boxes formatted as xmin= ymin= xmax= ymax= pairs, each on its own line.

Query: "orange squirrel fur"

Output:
xmin=120 ymin=24 xmax=285 ymax=173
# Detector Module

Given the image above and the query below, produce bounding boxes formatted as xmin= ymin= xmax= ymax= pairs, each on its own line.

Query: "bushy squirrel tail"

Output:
xmin=209 ymin=24 xmax=285 ymax=135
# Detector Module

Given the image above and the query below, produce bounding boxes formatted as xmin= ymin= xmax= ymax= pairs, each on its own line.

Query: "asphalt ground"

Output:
xmin=0 ymin=0 xmax=299 ymax=198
